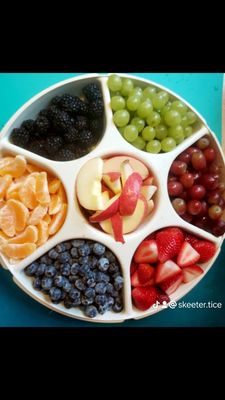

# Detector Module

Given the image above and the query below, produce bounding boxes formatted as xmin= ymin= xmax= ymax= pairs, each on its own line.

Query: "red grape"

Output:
xmin=200 ymin=174 xmax=219 ymax=191
xmin=218 ymin=182 xmax=225 ymax=193
xmin=182 ymin=213 xmax=193 ymax=223
xmin=177 ymin=151 xmax=191 ymax=164
xmin=171 ymin=161 xmax=187 ymax=176
xmin=179 ymin=191 xmax=188 ymax=201
xmin=212 ymin=219 xmax=225 ymax=236
xmin=172 ymin=198 xmax=186 ymax=215
xmin=194 ymin=216 xmax=209 ymax=229
xmin=168 ymin=181 xmax=183 ymax=196
xmin=208 ymin=205 xmax=223 ymax=220
xmin=180 ymin=172 xmax=194 ymax=189
xmin=199 ymin=200 xmax=208 ymax=216
xmin=189 ymin=184 xmax=206 ymax=200
xmin=187 ymin=200 xmax=202 ymax=215
xmin=192 ymin=171 xmax=202 ymax=183
xmin=203 ymin=147 xmax=216 ymax=163
xmin=168 ymin=175 xmax=178 ymax=182
xmin=186 ymin=147 xmax=200 ymax=156
xmin=207 ymin=191 xmax=221 ymax=205
xmin=191 ymin=152 xmax=207 ymax=170
xmin=218 ymin=197 xmax=225 ymax=208
xmin=208 ymin=163 xmax=221 ymax=174
xmin=197 ymin=137 xmax=210 ymax=149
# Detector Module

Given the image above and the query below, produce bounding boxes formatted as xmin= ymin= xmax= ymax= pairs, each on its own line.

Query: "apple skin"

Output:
xmin=89 ymin=193 xmax=120 ymax=223
xmin=111 ymin=212 xmax=124 ymax=243
xmin=143 ymin=176 xmax=154 ymax=185
xmin=102 ymin=172 xmax=122 ymax=194
xmin=120 ymin=160 xmax=134 ymax=186
xmin=119 ymin=172 xmax=142 ymax=216
xmin=103 ymin=155 xmax=149 ymax=180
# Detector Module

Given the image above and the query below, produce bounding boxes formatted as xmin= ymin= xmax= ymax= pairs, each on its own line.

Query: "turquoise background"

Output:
xmin=0 ymin=73 xmax=224 ymax=327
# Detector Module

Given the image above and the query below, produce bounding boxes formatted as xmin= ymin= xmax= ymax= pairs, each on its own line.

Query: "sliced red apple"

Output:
xmin=120 ymin=160 xmax=134 ymax=186
xmin=147 ymin=199 xmax=154 ymax=215
xmin=103 ymin=155 xmax=149 ymax=180
xmin=143 ymin=176 xmax=154 ymax=185
xmin=119 ymin=172 xmax=142 ymax=216
xmin=111 ymin=212 xmax=124 ymax=243
xmin=141 ymin=185 xmax=157 ymax=200
xmin=102 ymin=172 xmax=122 ymax=194
xmin=76 ymin=157 xmax=105 ymax=211
xmin=89 ymin=193 xmax=120 ymax=223
xmin=101 ymin=183 xmax=114 ymax=199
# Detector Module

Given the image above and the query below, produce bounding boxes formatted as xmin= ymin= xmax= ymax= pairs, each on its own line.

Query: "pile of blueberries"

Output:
xmin=24 ymin=239 xmax=124 ymax=318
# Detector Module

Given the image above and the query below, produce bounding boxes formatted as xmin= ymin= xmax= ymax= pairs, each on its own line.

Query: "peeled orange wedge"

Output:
xmin=8 ymin=225 xmax=38 ymax=244
xmin=48 ymin=178 xmax=61 ymax=194
xmin=26 ymin=163 xmax=42 ymax=173
xmin=0 ymin=230 xmax=8 ymax=244
xmin=49 ymin=194 xmax=62 ymax=215
xmin=0 ymin=155 xmax=26 ymax=178
xmin=0 ymin=203 xmax=16 ymax=237
xmin=19 ymin=176 xmax=38 ymax=209
xmin=0 ymin=243 xmax=36 ymax=259
xmin=58 ymin=184 xmax=67 ymax=203
xmin=36 ymin=172 xmax=51 ymax=205
xmin=43 ymin=214 xmax=51 ymax=224
xmin=7 ymin=199 xmax=29 ymax=232
xmin=0 ymin=175 xmax=12 ymax=199
xmin=28 ymin=205 xmax=48 ymax=225
xmin=49 ymin=203 xmax=67 ymax=235
xmin=37 ymin=220 xmax=49 ymax=246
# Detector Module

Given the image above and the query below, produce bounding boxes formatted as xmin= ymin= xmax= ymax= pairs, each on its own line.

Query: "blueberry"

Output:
xmin=89 ymin=256 xmax=98 ymax=267
xmin=69 ymin=275 xmax=78 ymax=283
xmin=104 ymin=250 xmax=116 ymax=263
xmin=33 ymin=277 xmax=42 ymax=290
xmin=113 ymin=300 xmax=123 ymax=313
xmin=111 ymin=290 xmax=119 ymax=298
xmin=41 ymin=277 xmax=53 ymax=291
xmin=45 ymin=265 xmax=57 ymax=278
xmin=106 ymin=283 xmax=114 ymax=295
xmin=96 ymin=272 xmax=110 ymax=283
xmin=107 ymin=296 xmax=114 ymax=306
xmin=81 ymin=296 xmax=94 ymax=306
xmin=97 ymin=257 xmax=109 ymax=272
xmin=71 ymin=298 xmax=82 ymax=306
xmin=84 ymin=287 xmax=95 ymax=298
xmin=84 ymin=305 xmax=98 ymax=318
xmin=75 ymin=279 xmax=86 ymax=291
xmin=93 ymin=243 xmax=105 ymax=256
xmin=78 ymin=255 xmax=90 ymax=265
xmin=55 ymin=243 xmax=66 ymax=253
xmin=85 ymin=270 xmax=95 ymax=279
xmin=64 ymin=241 xmax=72 ymax=250
xmin=98 ymin=304 xmax=109 ymax=315
xmin=72 ymin=239 xmax=85 ymax=247
xmin=70 ymin=247 xmax=78 ymax=258
xmin=48 ymin=249 xmax=59 ymax=260
xmin=35 ymin=263 xmax=47 ymax=276
xmin=60 ymin=263 xmax=71 ymax=276
xmin=62 ymin=279 xmax=72 ymax=293
xmin=113 ymin=272 xmax=120 ymax=279
xmin=54 ymin=260 xmax=61 ymax=269
xmin=49 ymin=287 xmax=62 ymax=302
xmin=40 ymin=255 xmax=52 ymax=264
xmin=78 ymin=244 xmax=91 ymax=256
xmin=54 ymin=275 xmax=66 ymax=288
xmin=95 ymin=282 xmax=107 ymax=294
xmin=87 ymin=278 xmax=96 ymax=287
xmin=25 ymin=262 xmax=39 ymax=276
xmin=58 ymin=252 xmax=70 ymax=263
xmin=108 ymin=263 xmax=119 ymax=274
xmin=71 ymin=263 xmax=80 ymax=275
xmin=95 ymin=295 xmax=107 ymax=306
xmin=69 ymin=288 xmax=81 ymax=300
xmin=114 ymin=275 xmax=124 ymax=290
xmin=64 ymin=298 xmax=73 ymax=309
xmin=79 ymin=264 xmax=90 ymax=276
xmin=61 ymin=291 xmax=67 ymax=300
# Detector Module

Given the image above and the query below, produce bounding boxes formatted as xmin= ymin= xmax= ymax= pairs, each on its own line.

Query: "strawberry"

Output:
xmin=177 ymin=242 xmax=200 ymax=267
xmin=159 ymin=271 xmax=183 ymax=295
xmin=134 ymin=239 xmax=158 ymax=263
xmin=156 ymin=227 xmax=184 ymax=262
xmin=131 ymin=271 xmax=142 ymax=287
xmin=138 ymin=263 xmax=155 ymax=284
xmin=155 ymin=260 xmax=181 ymax=284
xmin=184 ymin=233 xmax=200 ymax=247
xmin=130 ymin=261 xmax=138 ymax=276
xmin=182 ymin=264 xmax=204 ymax=283
xmin=192 ymin=241 xmax=217 ymax=263
xmin=156 ymin=290 xmax=170 ymax=304
xmin=132 ymin=286 xmax=158 ymax=311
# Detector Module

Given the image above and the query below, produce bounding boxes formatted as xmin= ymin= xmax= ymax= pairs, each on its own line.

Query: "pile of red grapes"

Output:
xmin=168 ymin=136 xmax=225 ymax=236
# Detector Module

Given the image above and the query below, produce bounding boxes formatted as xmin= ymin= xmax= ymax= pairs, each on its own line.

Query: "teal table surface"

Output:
xmin=0 ymin=73 xmax=224 ymax=327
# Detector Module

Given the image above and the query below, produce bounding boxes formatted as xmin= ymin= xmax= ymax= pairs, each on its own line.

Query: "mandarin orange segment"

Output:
xmin=8 ymin=225 xmax=38 ymax=244
xmin=37 ymin=220 xmax=49 ymax=246
xmin=0 ymin=204 xmax=16 ymax=237
xmin=0 ymin=242 xmax=36 ymax=259
xmin=48 ymin=178 xmax=61 ymax=194
xmin=7 ymin=199 xmax=29 ymax=232
xmin=0 ymin=155 xmax=26 ymax=178
xmin=0 ymin=200 xmax=6 ymax=209
xmin=26 ymin=164 xmax=42 ymax=173
xmin=19 ymin=176 xmax=38 ymax=209
xmin=58 ymin=184 xmax=67 ymax=203
xmin=49 ymin=203 xmax=67 ymax=235
xmin=28 ymin=205 xmax=48 ymax=225
xmin=0 ymin=175 xmax=13 ymax=199
xmin=43 ymin=214 xmax=51 ymax=224
xmin=36 ymin=172 xmax=51 ymax=205
xmin=49 ymin=194 xmax=62 ymax=215
xmin=0 ymin=230 xmax=8 ymax=244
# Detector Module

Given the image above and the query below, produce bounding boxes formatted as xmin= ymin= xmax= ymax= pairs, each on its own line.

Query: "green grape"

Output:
xmin=142 ymin=126 xmax=156 ymax=141
xmin=181 ymin=115 xmax=189 ymax=128
xmin=161 ymin=137 xmax=176 ymax=152
xmin=121 ymin=78 xmax=134 ymax=96
xmin=108 ymin=74 xmax=122 ymax=91
xmin=184 ymin=126 xmax=193 ymax=137
xmin=111 ymin=96 xmax=126 ymax=111
xmin=131 ymin=87 xmax=143 ymax=97
xmin=123 ymin=125 xmax=138 ymax=142
xmin=171 ymin=100 xmax=187 ymax=116
xmin=132 ymin=136 xmax=146 ymax=150
xmin=152 ymin=91 xmax=169 ymax=110
xmin=155 ymin=124 xmax=168 ymax=140
xmin=113 ymin=109 xmax=130 ymax=127
xmin=131 ymin=117 xmax=145 ymax=133
xmin=127 ymin=95 xmax=141 ymax=111
xmin=146 ymin=111 xmax=161 ymax=127
xmin=164 ymin=110 xmax=182 ymax=127
xmin=146 ymin=140 xmax=161 ymax=153
xmin=168 ymin=125 xmax=184 ymax=140
xmin=137 ymin=100 xmax=153 ymax=118
xmin=176 ymin=135 xmax=185 ymax=144
xmin=142 ymin=86 xmax=157 ymax=100
xmin=187 ymin=111 xmax=197 ymax=125
xmin=161 ymin=102 xmax=172 ymax=117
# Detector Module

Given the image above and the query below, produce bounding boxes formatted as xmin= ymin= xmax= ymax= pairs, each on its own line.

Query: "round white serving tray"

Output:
xmin=0 ymin=73 xmax=224 ymax=323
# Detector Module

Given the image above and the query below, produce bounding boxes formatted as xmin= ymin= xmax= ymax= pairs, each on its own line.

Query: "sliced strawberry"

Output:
xmin=159 ymin=271 xmax=183 ymax=295
xmin=192 ymin=241 xmax=217 ymax=263
xmin=134 ymin=239 xmax=158 ymax=263
xmin=132 ymin=286 xmax=158 ymax=311
xmin=177 ymin=242 xmax=200 ymax=267
xmin=131 ymin=270 xmax=141 ymax=287
xmin=155 ymin=260 xmax=181 ymax=284
xmin=130 ymin=261 xmax=138 ymax=276
xmin=156 ymin=227 xmax=184 ymax=263
xmin=182 ymin=264 xmax=204 ymax=283
xmin=156 ymin=288 xmax=170 ymax=304
xmin=138 ymin=263 xmax=155 ymax=284
xmin=146 ymin=232 xmax=156 ymax=240
xmin=185 ymin=233 xmax=200 ymax=247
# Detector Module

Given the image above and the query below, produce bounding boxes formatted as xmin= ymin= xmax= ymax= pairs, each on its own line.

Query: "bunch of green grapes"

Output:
xmin=108 ymin=74 xmax=198 ymax=153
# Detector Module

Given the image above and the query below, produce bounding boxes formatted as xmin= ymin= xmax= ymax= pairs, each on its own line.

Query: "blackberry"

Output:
xmin=56 ymin=147 xmax=75 ymax=161
xmin=89 ymin=118 xmax=103 ymax=136
xmin=88 ymin=100 xmax=104 ymax=118
xmin=83 ymin=83 xmax=102 ymax=102
xmin=39 ymin=109 xmax=49 ymax=118
xmin=60 ymin=94 xmax=89 ymax=116
xmin=35 ymin=116 xmax=51 ymax=135
xmin=10 ymin=127 xmax=30 ymax=147
xmin=74 ymin=115 xmax=89 ymax=131
xmin=21 ymin=119 xmax=36 ymax=134
xmin=77 ymin=130 xmax=97 ymax=147
xmin=49 ymin=96 xmax=62 ymax=107
xmin=46 ymin=106 xmax=74 ymax=132
xmin=28 ymin=140 xmax=47 ymax=157
xmin=46 ymin=135 xmax=64 ymax=154
xmin=65 ymin=143 xmax=87 ymax=159
xmin=64 ymin=127 xmax=79 ymax=143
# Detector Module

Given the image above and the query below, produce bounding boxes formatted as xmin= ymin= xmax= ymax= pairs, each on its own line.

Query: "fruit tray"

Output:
xmin=0 ymin=73 xmax=224 ymax=323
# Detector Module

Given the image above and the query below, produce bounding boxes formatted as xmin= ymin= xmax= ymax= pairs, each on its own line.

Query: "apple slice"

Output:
xmin=76 ymin=157 xmax=106 ymax=211
xmin=147 ymin=199 xmax=154 ymax=215
xmin=101 ymin=183 xmax=114 ymax=199
xmin=143 ymin=176 xmax=154 ymax=185
xmin=111 ymin=212 xmax=124 ymax=243
xmin=141 ymin=185 xmax=157 ymax=200
xmin=102 ymin=172 xmax=122 ymax=194
xmin=103 ymin=155 xmax=149 ymax=180
xmin=119 ymin=172 xmax=142 ymax=216
xmin=89 ymin=193 xmax=120 ymax=223
xmin=120 ymin=160 xmax=134 ymax=186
